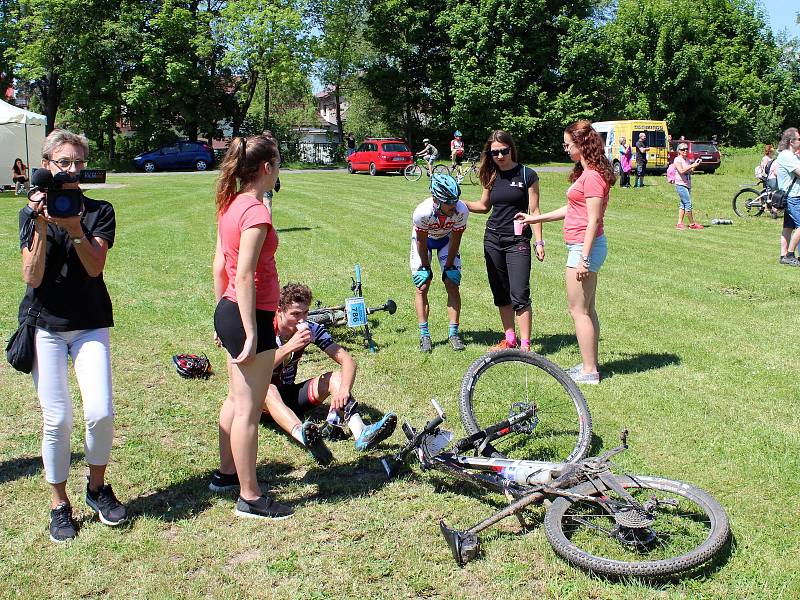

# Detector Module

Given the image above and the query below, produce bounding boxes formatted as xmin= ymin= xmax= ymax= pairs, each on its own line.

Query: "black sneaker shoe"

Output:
xmin=209 ymin=469 xmax=240 ymax=493
xmin=449 ymin=334 xmax=466 ymax=351
xmin=86 ymin=482 xmax=128 ymax=526
xmin=234 ymin=495 xmax=294 ymax=520
xmin=49 ymin=502 xmax=78 ymax=543
xmin=779 ymin=254 xmax=800 ymax=266
xmin=300 ymin=421 xmax=334 ymax=466
xmin=420 ymin=335 xmax=432 ymax=353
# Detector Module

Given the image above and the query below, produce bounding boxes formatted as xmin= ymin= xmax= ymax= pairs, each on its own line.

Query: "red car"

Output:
xmin=668 ymin=140 xmax=721 ymax=173
xmin=347 ymin=138 xmax=413 ymax=175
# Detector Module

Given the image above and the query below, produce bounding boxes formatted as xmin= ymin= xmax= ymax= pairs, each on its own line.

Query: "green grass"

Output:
xmin=1 ymin=150 xmax=798 ymax=599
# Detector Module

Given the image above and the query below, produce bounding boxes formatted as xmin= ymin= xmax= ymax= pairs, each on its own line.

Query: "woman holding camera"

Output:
xmin=211 ymin=134 xmax=294 ymax=520
xmin=18 ymin=129 xmax=126 ymax=543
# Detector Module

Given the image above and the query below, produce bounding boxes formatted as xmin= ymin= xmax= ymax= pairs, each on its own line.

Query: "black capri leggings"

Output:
xmin=483 ymin=229 xmax=532 ymax=312
xmin=214 ymin=297 xmax=278 ymax=358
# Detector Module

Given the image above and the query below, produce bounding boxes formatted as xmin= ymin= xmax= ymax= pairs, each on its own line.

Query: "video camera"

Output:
xmin=30 ymin=169 xmax=83 ymax=218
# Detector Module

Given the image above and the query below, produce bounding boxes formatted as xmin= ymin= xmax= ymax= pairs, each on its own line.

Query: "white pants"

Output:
xmin=32 ymin=327 xmax=114 ymax=484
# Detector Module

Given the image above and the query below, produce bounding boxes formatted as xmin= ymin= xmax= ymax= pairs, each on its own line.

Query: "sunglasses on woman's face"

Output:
xmin=490 ymin=147 xmax=511 ymax=157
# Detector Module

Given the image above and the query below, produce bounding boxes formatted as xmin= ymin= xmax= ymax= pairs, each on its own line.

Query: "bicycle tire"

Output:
xmin=544 ymin=474 xmax=730 ymax=579
xmin=433 ymin=164 xmax=450 ymax=175
xmin=459 ymin=350 xmax=591 ymax=464
xmin=468 ymin=167 xmax=479 ymax=186
xmin=732 ymin=188 xmax=764 ymax=218
xmin=307 ymin=308 xmax=347 ymax=327
xmin=404 ymin=164 xmax=423 ymax=182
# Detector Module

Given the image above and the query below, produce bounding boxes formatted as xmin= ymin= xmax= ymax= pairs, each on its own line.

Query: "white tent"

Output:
xmin=0 ymin=100 xmax=46 ymax=188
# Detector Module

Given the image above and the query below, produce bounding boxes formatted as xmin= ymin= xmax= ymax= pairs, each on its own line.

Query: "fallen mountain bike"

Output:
xmin=382 ymin=353 xmax=730 ymax=579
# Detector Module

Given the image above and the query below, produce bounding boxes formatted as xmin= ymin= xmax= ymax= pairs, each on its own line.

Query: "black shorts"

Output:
xmin=214 ymin=297 xmax=277 ymax=358
xmin=273 ymin=379 xmax=319 ymax=418
xmin=12 ymin=176 xmax=27 ymax=183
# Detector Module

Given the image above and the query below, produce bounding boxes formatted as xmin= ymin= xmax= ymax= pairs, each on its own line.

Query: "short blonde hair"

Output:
xmin=42 ymin=129 xmax=89 ymax=159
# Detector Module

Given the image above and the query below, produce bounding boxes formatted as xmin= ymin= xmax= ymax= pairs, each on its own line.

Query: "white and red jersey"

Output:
xmin=412 ymin=197 xmax=468 ymax=240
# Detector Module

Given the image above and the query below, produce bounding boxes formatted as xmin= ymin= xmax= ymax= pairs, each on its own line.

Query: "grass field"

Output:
xmin=1 ymin=150 xmax=798 ymax=599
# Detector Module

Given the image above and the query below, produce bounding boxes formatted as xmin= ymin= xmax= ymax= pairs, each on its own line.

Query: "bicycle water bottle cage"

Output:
xmin=440 ymin=521 xmax=480 ymax=566
xmin=509 ymin=402 xmax=538 ymax=434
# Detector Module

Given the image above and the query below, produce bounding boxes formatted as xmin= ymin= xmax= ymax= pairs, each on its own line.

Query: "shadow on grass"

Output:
xmin=0 ymin=453 xmax=85 ymax=485
xmin=601 ymin=352 xmax=681 ymax=379
xmin=459 ymin=330 xmax=577 ymax=355
xmin=275 ymin=226 xmax=315 ymax=234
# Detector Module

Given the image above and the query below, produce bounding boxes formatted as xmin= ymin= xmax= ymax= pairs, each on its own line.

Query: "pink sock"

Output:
xmin=505 ymin=330 xmax=517 ymax=346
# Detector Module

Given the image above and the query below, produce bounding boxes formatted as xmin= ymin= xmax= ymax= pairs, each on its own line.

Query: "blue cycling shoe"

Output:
xmin=354 ymin=413 xmax=397 ymax=452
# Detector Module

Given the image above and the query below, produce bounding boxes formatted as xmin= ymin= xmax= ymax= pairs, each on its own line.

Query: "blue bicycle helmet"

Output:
xmin=430 ymin=173 xmax=461 ymax=204
xmin=454 ymin=130 xmax=462 ymax=137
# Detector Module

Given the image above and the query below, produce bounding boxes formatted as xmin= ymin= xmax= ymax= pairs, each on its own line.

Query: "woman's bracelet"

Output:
xmin=535 ymin=240 xmax=545 ymax=247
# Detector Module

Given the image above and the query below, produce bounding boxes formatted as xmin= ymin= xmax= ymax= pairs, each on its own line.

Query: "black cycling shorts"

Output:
xmin=214 ymin=297 xmax=277 ymax=358
xmin=271 ymin=379 xmax=319 ymax=417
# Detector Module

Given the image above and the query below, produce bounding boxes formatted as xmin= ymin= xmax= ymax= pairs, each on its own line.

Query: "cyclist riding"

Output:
xmin=411 ymin=174 xmax=468 ymax=353
xmin=416 ymin=138 xmax=439 ymax=177
xmin=450 ymin=130 xmax=466 ymax=181
xmin=262 ymin=283 xmax=397 ymax=466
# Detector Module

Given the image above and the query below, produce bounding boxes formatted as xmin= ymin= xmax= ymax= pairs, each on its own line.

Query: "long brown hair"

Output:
xmin=215 ymin=134 xmax=279 ymax=214
xmin=564 ymin=120 xmax=616 ymax=186
xmin=478 ymin=130 xmax=518 ymax=189
xmin=764 ymin=144 xmax=774 ymax=157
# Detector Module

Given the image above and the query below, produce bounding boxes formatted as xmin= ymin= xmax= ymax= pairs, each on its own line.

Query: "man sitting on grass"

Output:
xmin=264 ymin=283 xmax=396 ymax=466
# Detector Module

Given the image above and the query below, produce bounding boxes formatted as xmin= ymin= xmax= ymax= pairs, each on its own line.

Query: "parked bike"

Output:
xmin=732 ymin=179 xmax=781 ymax=218
xmin=382 ymin=350 xmax=730 ymax=579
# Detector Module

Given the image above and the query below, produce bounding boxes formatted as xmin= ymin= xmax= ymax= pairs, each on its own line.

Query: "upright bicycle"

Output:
xmin=382 ymin=350 xmax=730 ymax=579
xmin=732 ymin=179 xmax=781 ymax=218
xmin=452 ymin=150 xmax=481 ymax=186
xmin=404 ymin=158 xmax=449 ymax=182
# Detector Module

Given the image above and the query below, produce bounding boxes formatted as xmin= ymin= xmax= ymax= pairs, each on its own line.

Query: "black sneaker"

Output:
xmin=420 ymin=335 xmax=432 ymax=353
xmin=300 ymin=421 xmax=334 ymax=466
xmin=209 ymin=469 xmax=240 ymax=493
xmin=86 ymin=483 xmax=128 ymax=526
xmin=234 ymin=495 xmax=294 ymax=520
xmin=49 ymin=502 xmax=78 ymax=543
xmin=449 ymin=334 xmax=466 ymax=351
xmin=779 ymin=254 xmax=800 ymax=266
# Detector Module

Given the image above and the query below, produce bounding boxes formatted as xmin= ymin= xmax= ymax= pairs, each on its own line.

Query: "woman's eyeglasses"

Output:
xmin=50 ymin=159 xmax=87 ymax=169
xmin=490 ymin=147 xmax=511 ymax=157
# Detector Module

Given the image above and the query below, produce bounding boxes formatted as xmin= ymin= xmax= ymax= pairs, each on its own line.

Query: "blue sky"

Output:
xmin=760 ymin=0 xmax=800 ymax=39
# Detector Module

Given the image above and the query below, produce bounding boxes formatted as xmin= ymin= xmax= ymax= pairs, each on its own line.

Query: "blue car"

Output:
xmin=133 ymin=141 xmax=215 ymax=173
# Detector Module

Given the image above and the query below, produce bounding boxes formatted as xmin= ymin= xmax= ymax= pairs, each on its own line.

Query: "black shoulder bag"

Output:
xmin=772 ymin=173 xmax=798 ymax=211
xmin=6 ymin=304 xmax=40 ymax=374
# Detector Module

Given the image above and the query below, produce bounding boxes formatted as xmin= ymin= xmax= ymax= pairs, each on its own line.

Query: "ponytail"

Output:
xmin=215 ymin=134 xmax=279 ymax=214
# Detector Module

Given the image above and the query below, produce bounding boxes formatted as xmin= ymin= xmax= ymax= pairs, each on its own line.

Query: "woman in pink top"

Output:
xmin=673 ymin=143 xmax=704 ymax=230
xmin=515 ymin=120 xmax=614 ymax=385
xmin=210 ymin=134 xmax=293 ymax=520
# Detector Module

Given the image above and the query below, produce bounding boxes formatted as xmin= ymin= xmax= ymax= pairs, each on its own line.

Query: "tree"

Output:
xmin=0 ymin=0 xmax=21 ymax=96
xmin=215 ymin=0 xmax=310 ymax=137
xmin=309 ymin=0 xmax=369 ymax=143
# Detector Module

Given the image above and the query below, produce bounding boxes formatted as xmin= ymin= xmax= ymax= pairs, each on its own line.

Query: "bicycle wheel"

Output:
xmin=433 ymin=164 xmax=450 ymax=175
xmin=544 ymin=474 xmax=730 ymax=579
xmin=732 ymin=188 xmax=764 ymax=218
xmin=459 ymin=350 xmax=592 ymax=463
xmin=404 ymin=164 xmax=422 ymax=182
xmin=468 ymin=167 xmax=479 ymax=186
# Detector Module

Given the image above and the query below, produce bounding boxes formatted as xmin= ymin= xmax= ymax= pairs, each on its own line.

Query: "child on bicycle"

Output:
xmin=411 ymin=173 xmax=468 ymax=353
xmin=258 ymin=283 xmax=397 ymax=467
xmin=450 ymin=131 xmax=465 ymax=181
xmin=416 ymin=138 xmax=439 ymax=177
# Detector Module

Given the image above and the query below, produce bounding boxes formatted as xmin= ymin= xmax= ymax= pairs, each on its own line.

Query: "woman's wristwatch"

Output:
xmin=535 ymin=240 xmax=545 ymax=247
xmin=581 ymin=255 xmax=590 ymax=268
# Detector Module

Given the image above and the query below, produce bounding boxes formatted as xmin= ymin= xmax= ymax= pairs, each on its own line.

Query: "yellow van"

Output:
xmin=591 ymin=120 xmax=671 ymax=175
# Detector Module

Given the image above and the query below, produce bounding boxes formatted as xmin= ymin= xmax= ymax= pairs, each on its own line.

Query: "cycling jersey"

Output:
xmin=424 ymin=143 xmax=438 ymax=157
xmin=412 ymin=198 xmax=468 ymax=239
xmin=271 ymin=318 xmax=335 ymax=386
xmin=451 ymin=139 xmax=464 ymax=154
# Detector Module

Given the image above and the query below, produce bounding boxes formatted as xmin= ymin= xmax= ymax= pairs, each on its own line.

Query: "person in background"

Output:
xmin=673 ymin=143 xmax=704 ymax=230
xmin=12 ymin=157 xmax=29 ymax=195
xmin=346 ymin=133 xmax=356 ymax=158
xmin=618 ymin=137 xmax=632 ymax=188
xmin=416 ymin=138 xmax=439 ymax=177
xmin=514 ymin=120 xmax=614 ymax=385
xmin=450 ymin=130 xmax=466 ymax=181
xmin=210 ymin=133 xmax=294 ymax=520
xmin=462 ymin=130 xmax=544 ymax=352
xmin=17 ymin=129 xmax=127 ymax=542
xmin=634 ymin=132 xmax=648 ymax=188
xmin=775 ymin=127 xmax=800 ymax=266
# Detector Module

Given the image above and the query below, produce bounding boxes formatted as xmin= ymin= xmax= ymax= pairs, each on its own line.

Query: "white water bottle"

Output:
xmin=711 ymin=219 xmax=732 ymax=225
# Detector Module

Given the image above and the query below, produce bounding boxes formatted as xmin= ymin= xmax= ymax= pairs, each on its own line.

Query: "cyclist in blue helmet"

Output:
xmin=410 ymin=173 xmax=469 ymax=352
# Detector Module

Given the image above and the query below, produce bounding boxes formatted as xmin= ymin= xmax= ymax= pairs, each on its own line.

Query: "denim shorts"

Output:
xmin=676 ymin=184 xmax=692 ymax=211
xmin=785 ymin=196 xmax=800 ymax=229
xmin=566 ymin=234 xmax=608 ymax=273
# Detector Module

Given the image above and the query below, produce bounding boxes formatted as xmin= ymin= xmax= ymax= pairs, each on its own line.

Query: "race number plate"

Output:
xmin=345 ymin=297 xmax=368 ymax=327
